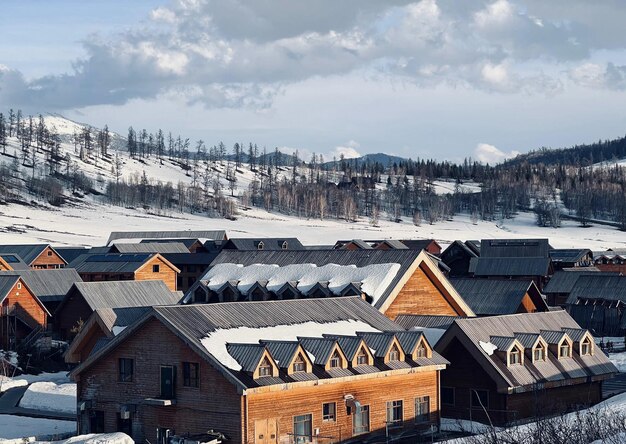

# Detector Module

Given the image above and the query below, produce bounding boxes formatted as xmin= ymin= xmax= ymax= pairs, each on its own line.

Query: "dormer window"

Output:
xmin=581 ymin=337 xmax=593 ymax=356
xmin=559 ymin=341 xmax=571 ymax=359
xmin=416 ymin=343 xmax=427 ymax=358
xmin=258 ymin=357 xmax=273 ymax=377
xmin=356 ymin=347 xmax=369 ymax=366
xmin=533 ymin=344 xmax=546 ymax=362
xmin=388 ymin=344 xmax=400 ymax=361
xmin=257 ymin=241 xmax=264 ymax=250
xmin=509 ymin=346 xmax=522 ymax=365
xmin=292 ymin=353 xmax=306 ymax=373
xmin=329 ymin=350 xmax=341 ymax=368
xmin=281 ymin=241 xmax=288 ymax=250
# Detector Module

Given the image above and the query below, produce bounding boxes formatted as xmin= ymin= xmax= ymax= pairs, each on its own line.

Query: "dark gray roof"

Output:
xmin=107 ymin=230 xmax=227 ymax=245
xmin=1 ymin=269 xmax=82 ymax=302
xmin=227 ymin=343 xmax=267 ymax=372
xmin=334 ymin=239 xmax=373 ymax=249
xmin=53 ymin=247 xmax=91 ymax=264
xmin=0 ymin=244 xmax=57 ymax=265
xmin=394 ymin=315 xmax=463 ymax=330
xmin=549 ymin=249 xmax=592 ymax=263
xmin=567 ymin=275 xmax=626 ymax=305
xmin=480 ymin=239 xmax=550 ymax=258
xmin=209 ymin=249 xmax=422 ymax=309
xmin=260 ymin=340 xmax=300 ymax=368
xmin=0 ymin=254 xmax=29 ymax=270
xmin=95 ymin=306 xmax=153 ymax=333
xmin=470 ymin=257 xmax=551 ymax=277
xmin=139 ymin=238 xmax=200 ymax=249
xmin=298 ymin=337 xmax=337 ymax=364
xmin=395 ymin=331 xmax=426 ymax=354
xmin=375 ymin=240 xmax=409 ymax=250
xmin=490 ymin=335 xmax=517 ymax=350
xmin=357 ymin=332 xmax=395 ymax=358
xmin=112 ymin=243 xmax=190 ymax=254
xmin=543 ymin=269 xmax=608 ymax=294
xmin=70 ymin=253 xmax=155 ymax=273
xmin=0 ymin=275 xmax=21 ymax=302
xmin=513 ymin=332 xmax=540 ymax=348
xmin=66 ymin=280 xmax=180 ymax=311
xmin=450 ymin=278 xmax=545 ymax=315
xmin=539 ymin=329 xmax=567 ymax=344
xmin=399 ymin=239 xmax=439 ymax=251
xmin=223 ymin=238 xmax=304 ymax=251
xmin=324 ymin=335 xmax=363 ymax=360
xmin=562 ymin=327 xmax=588 ymax=342
xmin=161 ymin=252 xmax=219 ymax=266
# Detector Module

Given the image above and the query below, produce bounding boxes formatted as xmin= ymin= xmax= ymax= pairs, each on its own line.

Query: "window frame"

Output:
xmin=329 ymin=350 xmax=341 ymax=368
xmin=388 ymin=343 xmax=401 ymax=362
xmin=322 ymin=402 xmax=336 ymax=422
xmin=509 ymin=346 xmax=522 ymax=365
xmin=415 ymin=396 xmax=430 ymax=423
xmin=118 ymin=357 xmax=134 ymax=383
xmin=152 ymin=264 xmax=160 ymax=273
xmin=559 ymin=341 xmax=571 ymax=359
xmin=258 ymin=357 xmax=273 ymax=378
xmin=386 ymin=399 xmax=404 ymax=425
xmin=533 ymin=344 xmax=546 ymax=362
xmin=353 ymin=405 xmax=370 ymax=435
xmin=581 ymin=337 xmax=592 ymax=356
xmin=292 ymin=353 xmax=306 ymax=373
xmin=293 ymin=413 xmax=312 ymax=443
xmin=471 ymin=389 xmax=489 ymax=409
xmin=182 ymin=362 xmax=200 ymax=388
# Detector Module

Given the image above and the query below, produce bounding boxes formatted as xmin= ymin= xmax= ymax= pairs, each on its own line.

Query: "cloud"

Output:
xmin=570 ymin=62 xmax=626 ymax=90
xmin=474 ymin=143 xmax=520 ymax=164
xmin=3 ymin=0 xmax=626 ymax=110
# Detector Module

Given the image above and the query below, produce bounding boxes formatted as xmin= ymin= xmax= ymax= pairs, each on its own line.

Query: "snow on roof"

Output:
xmin=479 ymin=340 xmax=498 ymax=356
xmin=203 ymin=262 xmax=401 ymax=304
xmin=200 ymin=319 xmax=381 ymax=371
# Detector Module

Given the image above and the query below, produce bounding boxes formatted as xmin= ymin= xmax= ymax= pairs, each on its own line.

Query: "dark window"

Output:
xmin=353 ymin=405 xmax=370 ymax=435
xmin=183 ymin=362 xmax=199 ymax=387
xmin=160 ymin=366 xmax=176 ymax=399
xmin=559 ymin=342 xmax=571 ymax=359
xmin=329 ymin=350 xmax=341 ymax=368
xmin=356 ymin=347 xmax=369 ymax=366
xmin=388 ymin=343 xmax=401 ymax=361
xmin=416 ymin=343 xmax=427 ymax=358
xmin=471 ymin=390 xmax=489 ymax=409
xmin=47 ymin=250 xmax=53 ymax=256
xmin=510 ymin=346 xmax=522 ymax=365
xmin=89 ymin=410 xmax=104 ymax=433
xmin=187 ymin=277 xmax=195 ymax=287
xmin=257 ymin=241 xmax=264 ymax=250
xmin=415 ymin=396 xmax=430 ymax=423
xmin=152 ymin=264 xmax=160 ymax=273
xmin=323 ymin=402 xmax=336 ymax=422
xmin=293 ymin=414 xmax=312 ymax=443
xmin=292 ymin=354 xmax=306 ymax=373
xmin=118 ymin=358 xmax=133 ymax=382
xmin=581 ymin=338 xmax=592 ymax=356
xmin=386 ymin=400 xmax=403 ymax=425
xmin=441 ymin=387 xmax=455 ymax=406
xmin=258 ymin=357 xmax=273 ymax=377
xmin=117 ymin=412 xmax=132 ymax=436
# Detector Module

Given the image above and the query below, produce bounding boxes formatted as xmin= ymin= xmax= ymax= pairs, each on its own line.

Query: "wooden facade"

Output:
xmin=0 ymin=277 xmax=49 ymax=349
xmin=30 ymin=246 xmax=67 ymax=269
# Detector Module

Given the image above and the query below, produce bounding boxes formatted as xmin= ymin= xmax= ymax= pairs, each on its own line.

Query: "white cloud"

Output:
xmin=474 ymin=143 xmax=520 ymax=164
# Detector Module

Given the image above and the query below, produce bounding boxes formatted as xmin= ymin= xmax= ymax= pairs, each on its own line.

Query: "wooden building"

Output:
xmin=435 ymin=311 xmax=616 ymax=425
xmin=222 ymin=238 xmax=305 ymax=251
xmin=70 ymin=297 xmax=448 ymax=443
xmin=450 ymin=278 xmax=548 ymax=315
xmin=549 ymin=249 xmax=593 ymax=270
xmin=0 ymin=254 xmax=29 ymax=271
xmin=543 ymin=268 xmax=614 ymax=307
xmin=54 ymin=280 xmax=180 ymax=340
xmin=0 ymin=275 xmax=50 ymax=349
xmin=106 ymin=230 xmax=228 ymax=247
xmin=440 ymin=241 xmax=480 ymax=277
xmin=0 ymin=244 xmax=67 ymax=269
xmin=70 ymin=253 xmax=180 ymax=291
xmin=593 ymin=249 xmax=626 ymax=274
xmin=182 ymin=249 xmax=476 ymax=320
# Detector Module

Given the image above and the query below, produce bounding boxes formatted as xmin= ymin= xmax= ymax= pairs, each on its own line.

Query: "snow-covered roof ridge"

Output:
xmin=203 ymin=262 xmax=402 ymax=304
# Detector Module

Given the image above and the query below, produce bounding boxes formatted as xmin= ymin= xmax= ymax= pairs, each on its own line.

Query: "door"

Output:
xmin=160 ymin=366 xmax=176 ymax=399
xmin=255 ymin=419 xmax=278 ymax=444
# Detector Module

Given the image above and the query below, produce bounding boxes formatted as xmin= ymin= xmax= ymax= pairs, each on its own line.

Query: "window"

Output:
xmin=442 ymin=387 xmax=455 ymax=406
xmin=416 ymin=343 xmax=427 ymax=358
xmin=533 ymin=344 xmax=546 ymax=362
xmin=292 ymin=353 xmax=306 ymax=373
xmin=183 ymin=362 xmax=199 ymax=387
xmin=388 ymin=343 xmax=400 ymax=361
xmin=386 ymin=400 xmax=403 ymax=425
xmin=329 ymin=350 xmax=341 ymax=368
xmin=257 ymin=241 xmax=264 ymax=250
xmin=323 ymin=402 xmax=336 ymax=422
xmin=353 ymin=405 xmax=370 ymax=435
xmin=509 ymin=346 xmax=522 ymax=365
xmin=293 ymin=414 xmax=312 ymax=443
xmin=16 ymin=282 xmax=21 ymax=290
xmin=258 ymin=357 xmax=273 ymax=377
xmin=47 ymin=250 xmax=53 ymax=256
xmin=415 ymin=396 xmax=430 ymax=423
xmin=282 ymin=241 xmax=288 ymax=250
xmin=118 ymin=358 xmax=133 ymax=382
xmin=559 ymin=342 xmax=571 ymax=358
xmin=356 ymin=347 xmax=369 ymax=366
xmin=581 ymin=338 xmax=592 ymax=356
xmin=471 ymin=390 xmax=489 ymax=409
xmin=152 ymin=264 xmax=160 ymax=273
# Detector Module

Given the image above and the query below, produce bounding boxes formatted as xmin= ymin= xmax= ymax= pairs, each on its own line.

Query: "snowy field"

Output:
xmin=0 ymin=415 xmax=75 ymax=440
xmin=0 ymin=371 xmax=69 ymax=393
xmin=35 ymin=433 xmax=133 ymax=444
xmin=19 ymin=382 xmax=77 ymax=414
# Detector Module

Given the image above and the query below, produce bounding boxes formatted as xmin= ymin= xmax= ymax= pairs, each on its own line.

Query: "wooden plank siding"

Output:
xmin=54 ymin=292 xmax=93 ymax=340
xmin=31 ymin=246 xmax=66 ymax=269
xmin=0 ymin=278 xmax=48 ymax=348
xmin=135 ymin=256 xmax=178 ymax=291
xmin=517 ymin=292 xmax=538 ymax=313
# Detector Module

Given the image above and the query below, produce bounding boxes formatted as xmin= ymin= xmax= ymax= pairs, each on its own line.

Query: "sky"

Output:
xmin=2 ymin=0 xmax=626 ymax=163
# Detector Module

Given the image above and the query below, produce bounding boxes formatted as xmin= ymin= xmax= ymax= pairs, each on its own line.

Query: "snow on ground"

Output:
xmin=19 ymin=382 xmax=76 ymax=414
xmin=35 ymin=433 xmax=133 ymax=444
xmin=0 ymin=415 xmax=75 ymax=440
xmin=0 ymin=372 xmax=69 ymax=393
xmin=201 ymin=320 xmax=381 ymax=371
xmin=202 ymin=262 xmax=401 ymax=304
xmin=608 ymin=351 xmax=626 ymax=372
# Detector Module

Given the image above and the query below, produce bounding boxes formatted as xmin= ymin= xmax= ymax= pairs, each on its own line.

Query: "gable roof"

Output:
xmin=298 ymin=337 xmax=339 ymax=364
xmin=107 ymin=230 xmax=227 ymax=245
xmin=436 ymin=311 xmax=616 ymax=393
xmin=470 ymin=257 xmax=552 ymax=277
xmin=566 ymin=275 xmax=626 ymax=305
xmin=111 ymin=242 xmax=191 ymax=254
xmin=334 ymin=239 xmax=373 ymax=249
xmin=394 ymin=314 xmax=464 ymax=331
xmin=70 ymin=253 xmax=179 ymax=274
xmin=450 ymin=278 xmax=547 ymax=315
xmin=543 ymin=269 xmax=614 ymax=294
xmin=139 ymin=238 xmax=202 ymax=250
xmin=226 ymin=343 xmax=268 ymax=373
xmin=480 ymin=239 xmax=550 ymax=258
xmin=0 ymin=254 xmax=29 ymax=270
xmin=0 ymin=244 xmax=66 ymax=265
xmin=0 ymin=269 xmax=82 ymax=302
xmin=0 ymin=275 xmax=50 ymax=316
xmin=61 ymin=280 xmax=180 ymax=311
xmin=549 ymin=249 xmax=592 ymax=264
xmin=222 ymin=238 xmax=304 ymax=251
xmin=399 ymin=239 xmax=440 ymax=251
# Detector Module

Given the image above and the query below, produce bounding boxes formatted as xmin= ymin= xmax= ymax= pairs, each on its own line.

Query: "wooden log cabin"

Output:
xmin=182 ymin=249 xmax=476 ymax=320
xmin=543 ymin=268 xmax=616 ymax=307
xmin=70 ymin=253 xmax=180 ymax=291
xmin=0 ymin=254 xmax=30 ymax=271
xmin=435 ymin=311 xmax=617 ymax=425
xmin=0 ymin=244 xmax=67 ymax=269
xmin=70 ymin=297 xmax=448 ymax=443
xmin=593 ymin=249 xmax=626 ymax=274
xmin=0 ymin=275 xmax=50 ymax=349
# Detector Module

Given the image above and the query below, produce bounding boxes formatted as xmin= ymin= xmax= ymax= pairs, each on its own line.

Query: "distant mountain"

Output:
xmin=320 ymin=152 xmax=407 ymax=168
xmin=43 ymin=113 xmax=127 ymax=151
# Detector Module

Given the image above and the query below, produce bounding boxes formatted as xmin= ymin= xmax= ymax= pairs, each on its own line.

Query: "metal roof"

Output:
xmin=139 ymin=238 xmax=200 ymax=249
xmin=437 ymin=311 xmax=617 ymax=393
xmin=298 ymin=337 xmax=337 ymax=364
xmin=1 ymin=269 xmax=82 ymax=302
xmin=53 ymin=247 xmax=91 ymax=264
xmin=260 ymin=340 xmax=301 ymax=368
xmin=549 ymin=249 xmax=592 ymax=263
xmin=161 ymin=252 xmax=219 ymax=266
xmin=0 ymin=275 xmax=21 ymax=303
xmin=562 ymin=327 xmax=588 ymax=342
xmin=543 ymin=269 xmax=605 ymax=294
xmin=470 ymin=257 xmax=551 ymax=277
xmin=513 ymin=332 xmax=540 ymax=348
xmin=71 ymin=253 xmax=158 ymax=273
xmin=450 ymin=278 xmax=545 ymax=315
xmin=112 ymin=243 xmax=190 ymax=254
xmin=222 ymin=238 xmax=304 ymax=251
xmin=375 ymin=240 xmax=409 ymax=250
xmin=567 ymin=275 xmax=626 ymax=305
xmin=490 ymin=335 xmax=517 ymax=351
xmin=324 ymin=335 xmax=363 ymax=360
xmin=67 ymin=280 xmax=180 ymax=311
xmin=357 ymin=332 xmax=395 ymax=358
xmin=209 ymin=249 xmax=422 ymax=309
xmin=95 ymin=306 xmax=153 ymax=333
xmin=395 ymin=331 xmax=425 ymax=354
xmin=399 ymin=239 xmax=439 ymax=251
xmin=539 ymin=329 xmax=567 ymax=344
xmin=480 ymin=239 xmax=550 ymax=258
xmin=334 ymin=239 xmax=373 ymax=249
xmin=227 ymin=343 xmax=267 ymax=372
xmin=0 ymin=254 xmax=29 ymax=270
xmin=394 ymin=315 xmax=463 ymax=330
xmin=0 ymin=244 xmax=51 ymax=265
xmin=107 ymin=230 xmax=227 ymax=245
